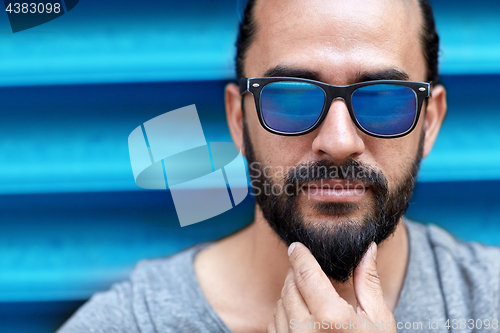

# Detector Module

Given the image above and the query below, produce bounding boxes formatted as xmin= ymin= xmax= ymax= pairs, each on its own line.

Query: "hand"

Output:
xmin=267 ymin=242 xmax=397 ymax=332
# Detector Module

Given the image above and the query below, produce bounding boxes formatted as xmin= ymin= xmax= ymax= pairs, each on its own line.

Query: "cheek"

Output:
xmin=367 ymin=134 xmax=421 ymax=190
xmin=253 ymin=134 xmax=311 ymax=174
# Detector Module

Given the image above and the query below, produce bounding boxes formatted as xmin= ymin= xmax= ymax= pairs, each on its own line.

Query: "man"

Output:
xmin=59 ymin=0 xmax=500 ymax=332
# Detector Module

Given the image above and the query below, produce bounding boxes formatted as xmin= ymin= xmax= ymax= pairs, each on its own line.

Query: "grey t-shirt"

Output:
xmin=58 ymin=220 xmax=500 ymax=332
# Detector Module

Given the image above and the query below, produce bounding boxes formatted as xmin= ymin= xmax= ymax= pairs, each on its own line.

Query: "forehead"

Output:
xmin=246 ymin=0 xmax=425 ymax=83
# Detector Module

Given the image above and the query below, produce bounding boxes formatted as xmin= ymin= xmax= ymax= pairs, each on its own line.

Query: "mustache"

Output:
xmin=283 ymin=159 xmax=389 ymax=194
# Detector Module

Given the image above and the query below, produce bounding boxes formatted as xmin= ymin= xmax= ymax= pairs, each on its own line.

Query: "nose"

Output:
xmin=311 ymin=98 xmax=365 ymax=162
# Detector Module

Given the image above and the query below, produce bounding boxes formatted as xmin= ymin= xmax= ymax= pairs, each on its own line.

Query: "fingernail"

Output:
xmin=371 ymin=242 xmax=377 ymax=260
xmin=288 ymin=243 xmax=296 ymax=257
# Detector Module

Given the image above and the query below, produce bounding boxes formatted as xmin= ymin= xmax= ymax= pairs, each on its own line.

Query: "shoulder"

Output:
xmin=58 ymin=242 xmax=215 ymax=333
xmin=405 ymin=220 xmax=500 ymax=316
xmin=57 ymin=281 xmax=138 ymax=333
xmin=408 ymin=220 xmax=500 ymax=276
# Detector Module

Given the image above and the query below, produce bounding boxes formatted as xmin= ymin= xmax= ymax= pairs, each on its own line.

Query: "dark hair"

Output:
xmin=417 ymin=0 xmax=440 ymax=85
xmin=235 ymin=0 xmax=258 ymax=81
xmin=235 ymin=0 xmax=440 ymax=85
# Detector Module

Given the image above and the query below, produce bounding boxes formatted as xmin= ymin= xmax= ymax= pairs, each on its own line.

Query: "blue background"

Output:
xmin=0 ymin=0 xmax=499 ymax=331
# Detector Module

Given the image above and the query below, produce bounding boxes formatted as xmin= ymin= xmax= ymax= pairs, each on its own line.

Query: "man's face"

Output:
xmin=240 ymin=0 xmax=429 ymax=282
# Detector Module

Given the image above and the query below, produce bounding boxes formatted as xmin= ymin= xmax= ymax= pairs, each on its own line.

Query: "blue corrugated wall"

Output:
xmin=0 ymin=0 xmax=499 ymax=332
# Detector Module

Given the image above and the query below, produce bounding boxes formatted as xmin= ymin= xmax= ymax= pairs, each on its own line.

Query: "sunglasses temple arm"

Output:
xmin=239 ymin=78 xmax=249 ymax=94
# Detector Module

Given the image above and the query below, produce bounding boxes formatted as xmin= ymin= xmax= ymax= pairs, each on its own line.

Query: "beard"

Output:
xmin=243 ymin=121 xmax=424 ymax=283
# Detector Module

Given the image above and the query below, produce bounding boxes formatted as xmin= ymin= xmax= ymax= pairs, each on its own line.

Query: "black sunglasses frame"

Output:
xmin=240 ymin=77 xmax=431 ymax=139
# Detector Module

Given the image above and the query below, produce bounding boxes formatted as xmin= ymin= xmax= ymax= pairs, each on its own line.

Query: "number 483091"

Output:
xmin=5 ymin=2 xmax=61 ymax=14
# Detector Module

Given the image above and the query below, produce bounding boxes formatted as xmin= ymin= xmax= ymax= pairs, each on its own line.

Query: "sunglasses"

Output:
xmin=240 ymin=77 xmax=431 ymax=138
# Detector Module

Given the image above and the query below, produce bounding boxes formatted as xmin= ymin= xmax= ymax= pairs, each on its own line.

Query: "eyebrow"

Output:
xmin=263 ymin=65 xmax=322 ymax=81
xmin=263 ymin=65 xmax=410 ymax=83
xmin=356 ymin=69 xmax=410 ymax=82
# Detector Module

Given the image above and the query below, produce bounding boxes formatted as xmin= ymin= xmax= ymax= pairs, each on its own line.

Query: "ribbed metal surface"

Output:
xmin=0 ymin=0 xmax=499 ymax=332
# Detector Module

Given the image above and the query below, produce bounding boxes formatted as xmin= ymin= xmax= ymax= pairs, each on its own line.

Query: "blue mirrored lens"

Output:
xmin=261 ymin=81 xmax=325 ymax=133
xmin=352 ymin=84 xmax=417 ymax=136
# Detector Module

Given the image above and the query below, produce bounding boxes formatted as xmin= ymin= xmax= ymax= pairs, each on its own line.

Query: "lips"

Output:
xmin=303 ymin=179 xmax=368 ymax=202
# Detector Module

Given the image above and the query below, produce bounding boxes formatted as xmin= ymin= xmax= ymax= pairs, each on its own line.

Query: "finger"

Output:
xmin=288 ymin=242 xmax=347 ymax=315
xmin=272 ymin=299 xmax=289 ymax=333
xmin=353 ymin=243 xmax=389 ymax=317
xmin=281 ymin=267 xmax=310 ymax=319
xmin=267 ymin=321 xmax=276 ymax=333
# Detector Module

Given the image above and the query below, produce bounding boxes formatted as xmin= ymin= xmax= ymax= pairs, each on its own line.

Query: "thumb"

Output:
xmin=353 ymin=242 xmax=389 ymax=316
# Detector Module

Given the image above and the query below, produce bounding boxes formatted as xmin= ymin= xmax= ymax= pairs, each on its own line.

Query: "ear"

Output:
xmin=422 ymin=84 xmax=447 ymax=158
xmin=225 ymin=83 xmax=246 ymax=155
